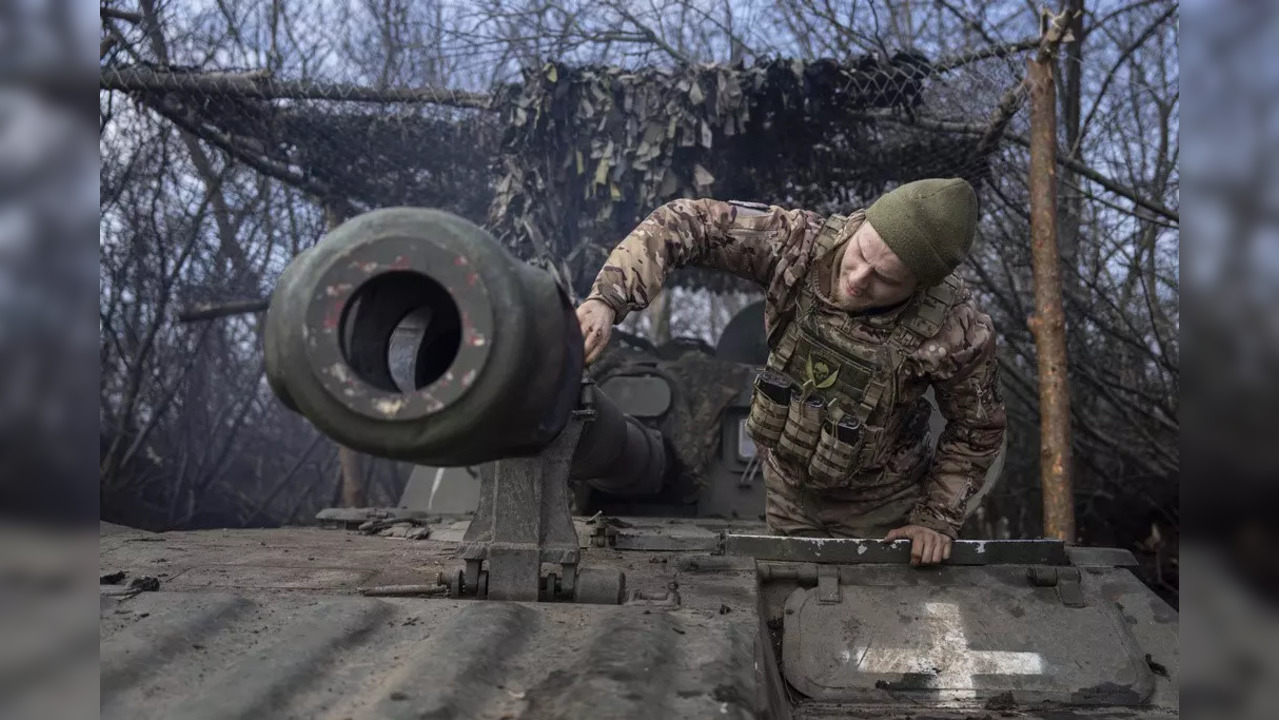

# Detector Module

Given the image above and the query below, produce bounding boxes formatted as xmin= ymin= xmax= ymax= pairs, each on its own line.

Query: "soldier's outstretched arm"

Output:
xmin=908 ymin=296 xmax=1008 ymax=538
xmin=583 ymin=198 xmax=821 ymax=324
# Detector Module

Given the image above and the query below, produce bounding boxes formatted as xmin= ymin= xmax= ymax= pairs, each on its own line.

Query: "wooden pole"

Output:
xmin=1028 ymin=9 xmax=1078 ymax=543
xmin=100 ymin=67 xmax=493 ymax=110
xmin=338 ymin=445 xmax=367 ymax=508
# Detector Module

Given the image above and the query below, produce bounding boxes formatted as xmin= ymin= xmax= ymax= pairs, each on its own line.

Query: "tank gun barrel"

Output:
xmin=263 ymin=207 xmax=668 ymax=494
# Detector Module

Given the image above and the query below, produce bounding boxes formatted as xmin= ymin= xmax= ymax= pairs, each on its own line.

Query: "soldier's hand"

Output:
xmin=576 ymin=299 xmax=616 ymax=365
xmin=884 ymin=525 xmax=953 ymax=566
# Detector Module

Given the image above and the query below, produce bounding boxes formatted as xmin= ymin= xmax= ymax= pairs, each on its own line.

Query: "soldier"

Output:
xmin=576 ymin=178 xmax=1006 ymax=566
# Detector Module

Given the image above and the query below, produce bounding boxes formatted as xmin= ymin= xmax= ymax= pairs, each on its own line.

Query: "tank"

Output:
xmin=99 ymin=208 xmax=1178 ymax=720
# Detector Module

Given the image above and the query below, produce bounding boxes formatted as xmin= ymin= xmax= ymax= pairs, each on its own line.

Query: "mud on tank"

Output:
xmin=100 ymin=208 xmax=1178 ymax=719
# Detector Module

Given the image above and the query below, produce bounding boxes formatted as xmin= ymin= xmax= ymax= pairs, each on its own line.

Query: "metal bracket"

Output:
xmin=1026 ymin=566 xmax=1087 ymax=608
xmin=816 ymin=565 xmax=841 ymax=604
xmin=589 ymin=523 xmax=618 ymax=548
xmin=450 ymin=380 xmax=625 ymax=604
xmin=1057 ymin=567 xmax=1086 ymax=608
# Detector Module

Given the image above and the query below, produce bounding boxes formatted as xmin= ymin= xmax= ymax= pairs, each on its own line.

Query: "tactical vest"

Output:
xmin=745 ymin=212 xmax=961 ymax=491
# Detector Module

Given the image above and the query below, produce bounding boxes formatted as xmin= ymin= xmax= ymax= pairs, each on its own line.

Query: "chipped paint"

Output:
xmin=975 ymin=541 xmax=987 ymax=554
xmin=322 ymin=302 xmax=343 ymax=331
xmin=328 ymin=363 xmax=352 ymax=383
xmin=324 ymin=283 xmax=353 ymax=298
xmin=852 ymin=602 xmax=1044 ymax=702
xmin=462 ymin=369 xmax=477 ymax=387
xmin=857 ymin=544 xmax=868 ymax=555
xmin=373 ymin=397 xmax=407 ymax=416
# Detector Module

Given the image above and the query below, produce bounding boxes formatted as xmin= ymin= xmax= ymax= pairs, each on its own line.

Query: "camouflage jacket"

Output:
xmin=586 ymin=198 xmax=1007 ymax=537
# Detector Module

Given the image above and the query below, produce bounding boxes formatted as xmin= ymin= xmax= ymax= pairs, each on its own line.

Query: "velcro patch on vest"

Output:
xmin=787 ymin=330 xmax=880 ymax=409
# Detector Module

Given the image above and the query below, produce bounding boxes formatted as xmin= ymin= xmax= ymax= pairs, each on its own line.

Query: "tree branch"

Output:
xmin=102 ymin=7 xmax=144 ymax=24
xmin=845 ymin=107 xmax=1179 ymax=223
xmin=178 ymin=298 xmax=270 ymax=322
xmin=612 ymin=6 xmax=691 ymax=65
xmin=1005 ymin=134 xmax=1178 ymax=222
xmin=1073 ymin=3 xmax=1178 ymax=156
xmin=100 ymin=66 xmax=494 ymax=109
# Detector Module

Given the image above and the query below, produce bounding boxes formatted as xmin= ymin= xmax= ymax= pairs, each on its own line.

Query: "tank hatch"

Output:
xmin=780 ymin=568 xmax=1155 ymax=707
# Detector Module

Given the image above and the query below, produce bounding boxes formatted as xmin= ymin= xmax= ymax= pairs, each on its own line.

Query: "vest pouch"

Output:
xmin=776 ymin=394 xmax=824 ymax=465
xmin=807 ymin=417 xmax=865 ymax=491
xmin=746 ymin=370 xmax=793 ymax=450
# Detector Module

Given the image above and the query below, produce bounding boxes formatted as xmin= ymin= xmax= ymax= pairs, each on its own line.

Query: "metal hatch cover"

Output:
xmin=781 ymin=580 xmax=1155 ymax=707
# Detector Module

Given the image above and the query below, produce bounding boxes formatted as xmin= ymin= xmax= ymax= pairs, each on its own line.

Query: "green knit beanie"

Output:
xmin=864 ymin=178 xmax=979 ymax=287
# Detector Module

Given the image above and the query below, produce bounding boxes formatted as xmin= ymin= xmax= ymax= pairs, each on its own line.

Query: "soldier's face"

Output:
xmin=831 ymin=222 xmax=918 ymax=311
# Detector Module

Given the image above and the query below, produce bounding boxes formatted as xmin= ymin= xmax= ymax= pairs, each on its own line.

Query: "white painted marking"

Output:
xmin=851 ymin=602 xmax=1043 ymax=701
xmin=427 ymin=467 xmax=446 ymax=509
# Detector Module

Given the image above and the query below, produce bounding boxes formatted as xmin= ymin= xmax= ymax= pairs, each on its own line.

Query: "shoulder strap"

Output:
xmin=767 ymin=214 xmax=847 ymax=369
xmin=812 ymin=214 xmax=849 ymax=256
xmin=887 ymin=274 xmax=961 ymax=355
xmin=793 ymin=214 xmax=848 ymax=319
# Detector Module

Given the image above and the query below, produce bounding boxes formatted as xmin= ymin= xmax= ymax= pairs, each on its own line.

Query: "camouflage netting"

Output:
xmin=126 ymin=73 xmax=498 ymax=221
xmin=105 ymin=50 xmax=1019 ymax=293
xmin=487 ymin=54 xmax=1005 ymax=295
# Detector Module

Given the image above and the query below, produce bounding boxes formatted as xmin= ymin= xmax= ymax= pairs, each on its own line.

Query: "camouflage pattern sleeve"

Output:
xmin=907 ymin=291 xmax=1008 ymax=538
xmin=585 ymin=198 xmax=822 ymax=322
